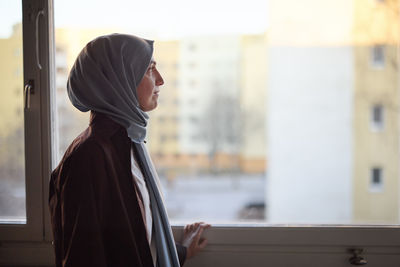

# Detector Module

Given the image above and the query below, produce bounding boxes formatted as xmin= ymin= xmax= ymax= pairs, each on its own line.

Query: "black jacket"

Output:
xmin=49 ymin=112 xmax=186 ymax=267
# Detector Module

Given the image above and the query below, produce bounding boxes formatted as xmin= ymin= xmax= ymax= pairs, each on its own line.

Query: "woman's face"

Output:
xmin=137 ymin=60 xmax=164 ymax=112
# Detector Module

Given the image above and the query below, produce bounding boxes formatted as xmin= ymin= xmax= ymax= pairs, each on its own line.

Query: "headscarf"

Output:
xmin=67 ymin=33 xmax=152 ymax=143
xmin=67 ymin=34 xmax=181 ymax=267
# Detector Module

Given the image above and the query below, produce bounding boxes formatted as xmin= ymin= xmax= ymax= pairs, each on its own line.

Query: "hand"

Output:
xmin=181 ymin=222 xmax=211 ymax=260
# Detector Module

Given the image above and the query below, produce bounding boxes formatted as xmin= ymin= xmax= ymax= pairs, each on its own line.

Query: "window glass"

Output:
xmin=371 ymin=45 xmax=385 ymax=67
xmin=373 ymin=105 xmax=383 ymax=123
xmin=370 ymin=167 xmax=384 ymax=192
xmin=371 ymin=104 xmax=384 ymax=130
xmin=54 ymin=0 xmax=399 ymax=224
xmin=0 ymin=1 xmax=26 ymax=224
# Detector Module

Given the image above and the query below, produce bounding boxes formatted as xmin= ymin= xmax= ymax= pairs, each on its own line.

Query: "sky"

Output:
xmin=1 ymin=0 xmax=269 ymax=39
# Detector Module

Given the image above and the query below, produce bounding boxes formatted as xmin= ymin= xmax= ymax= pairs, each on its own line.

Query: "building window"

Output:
xmin=370 ymin=104 xmax=384 ymax=131
xmin=370 ymin=167 xmax=384 ymax=192
xmin=189 ymin=116 xmax=198 ymax=123
xmin=189 ymin=79 xmax=197 ymax=87
xmin=370 ymin=45 xmax=385 ymax=68
xmin=160 ymin=135 xmax=167 ymax=142
xmin=188 ymin=43 xmax=196 ymax=52
xmin=188 ymin=62 xmax=196 ymax=69
xmin=156 ymin=152 xmax=164 ymax=159
xmin=172 ymin=115 xmax=180 ymax=122
xmin=158 ymin=116 xmax=166 ymax=123
xmin=13 ymin=48 xmax=22 ymax=57
xmin=189 ymin=98 xmax=197 ymax=106
xmin=56 ymin=66 xmax=66 ymax=74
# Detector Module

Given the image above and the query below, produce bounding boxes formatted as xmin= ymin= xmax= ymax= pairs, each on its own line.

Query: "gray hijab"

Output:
xmin=67 ymin=33 xmax=152 ymax=143
xmin=67 ymin=34 xmax=181 ymax=267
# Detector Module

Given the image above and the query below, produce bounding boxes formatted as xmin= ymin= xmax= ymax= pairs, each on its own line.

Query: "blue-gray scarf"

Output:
xmin=67 ymin=33 xmax=150 ymax=143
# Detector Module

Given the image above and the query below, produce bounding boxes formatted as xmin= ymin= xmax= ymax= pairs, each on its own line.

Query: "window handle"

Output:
xmin=349 ymin=248 xmax=367 ymax=265
xmin=35 ymin=9 xmax=44 ymax=70
xmin=24 ymin=80 xmax=35 ymax=110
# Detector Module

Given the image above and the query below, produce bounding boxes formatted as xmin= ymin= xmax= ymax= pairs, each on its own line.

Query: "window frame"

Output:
xmin=0 ymin=0 xmax=53 ymax=242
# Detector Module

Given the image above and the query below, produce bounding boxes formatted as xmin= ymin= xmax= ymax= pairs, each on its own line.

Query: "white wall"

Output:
xmin=266 ymin=46 xmax=354 ymax=223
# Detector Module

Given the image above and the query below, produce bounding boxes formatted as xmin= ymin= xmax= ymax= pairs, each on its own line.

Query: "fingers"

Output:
xmin=202 ymin=223 xmax=211 ymax=229
xmin=192 ymin=222 xmax=201 ymax=232
xmin=185 ymin=222 xmax=211 ymax=231
xmin=193 ymin=223 xmax=212 ymax=246
xmin=181 ymin=222 xmax=211 ymax=260
xmin=193 ymin=225 xmax=204 ymax=243
xmin=199 ymin=238 xmax=208 ymax=249
xmin=183 ymin=222 xmax=211 ymax=243
xmin=184 ymin=224 xmax=190 ymax=234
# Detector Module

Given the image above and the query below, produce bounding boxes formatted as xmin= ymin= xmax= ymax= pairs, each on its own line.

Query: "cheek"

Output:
xmin=143 ymin=84 xmax=153 ymax=100
xmin=137 ymin=80 xmax=149 ymax=98
xmin=137 ymin=82 xmax=155 ymax=108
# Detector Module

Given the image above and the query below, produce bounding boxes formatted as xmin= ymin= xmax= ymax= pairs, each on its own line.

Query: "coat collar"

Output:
xmin=89 ymin=111 xmax=127 ymax=139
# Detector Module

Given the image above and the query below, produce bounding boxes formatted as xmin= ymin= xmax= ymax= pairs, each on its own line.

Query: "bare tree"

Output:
xmin=200 ymin=92 xmax=242 ymax=174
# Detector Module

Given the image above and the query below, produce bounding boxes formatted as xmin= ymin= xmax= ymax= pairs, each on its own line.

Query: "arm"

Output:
xmin=179 ymin=222 xmax=211 ymax=266
xmin=176 ymin=243 xmax=187 ymax=266
xmin=59 ymin=154 xmax=108 ymax=267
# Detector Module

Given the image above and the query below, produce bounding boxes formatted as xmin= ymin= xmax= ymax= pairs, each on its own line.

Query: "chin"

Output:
xmin=144 ymin=102 xmax=158 ymax=112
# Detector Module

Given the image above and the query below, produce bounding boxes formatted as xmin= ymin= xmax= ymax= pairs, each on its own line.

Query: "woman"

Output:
xmin=49 ymin=33 xmax=210 ymax=267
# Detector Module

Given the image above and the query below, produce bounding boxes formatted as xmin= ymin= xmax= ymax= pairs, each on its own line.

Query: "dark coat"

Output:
xmin=49 ymin=112 xmax=186 ymax=267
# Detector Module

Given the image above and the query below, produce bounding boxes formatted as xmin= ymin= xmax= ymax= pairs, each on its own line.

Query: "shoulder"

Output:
xmin=50 ymin=129 xmax=115 ymax=198
xmin=53 ymin=128 xmax=108 ymax=176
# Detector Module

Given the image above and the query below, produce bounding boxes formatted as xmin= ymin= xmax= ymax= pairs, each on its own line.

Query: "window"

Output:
xmin=188 ymin=43 xmax=196 ymax=52
xmin=56 ymin=66 xmax=66 ymax=73
xmin=2 ymin=0 xmax=400 ymax=266
xmin=370 ymin=167 xmax=384 ymax=192
xmin=188 ymin=62 xmax=196 ymax=68
xmin=172 ymin=115 xmax=180 ymax=122
xmin=370 ymin=104 xmax=384 ymax=131
xmin=189 ymin=79 xmax=197 ymax=87
xmin=49 ymin=0 xmax=399 ymax=226
xmin=370 ymin=45 xmax=385 ymax=68
xmin=0 ymin=0 xmax=54 ymax=264
xmin=160 ymin=134 xmax=168 ymax=142
xmin=189 ymin=115 xmax=198 ymax=123
xmin=0 ymin=0 xmax=50 ymax=233
xmin=158 ymin=116 xmax=166 ymax=123
xmin=188 ymin=98 xmax=197 ymax=105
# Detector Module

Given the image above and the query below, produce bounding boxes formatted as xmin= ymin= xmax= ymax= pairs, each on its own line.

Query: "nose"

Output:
xmin=156 ymin=70 xmax=164 ymax=86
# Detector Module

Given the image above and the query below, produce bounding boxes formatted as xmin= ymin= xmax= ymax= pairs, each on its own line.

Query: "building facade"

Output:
xmin=352 ymin=0 xmax=400 ymax=223
xmin=266 ymin=0 xmax=400 ymax=224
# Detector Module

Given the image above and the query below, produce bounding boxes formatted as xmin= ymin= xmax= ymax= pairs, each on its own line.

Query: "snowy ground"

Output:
xmin=160 ymin=174 xmax=266 ymax=224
